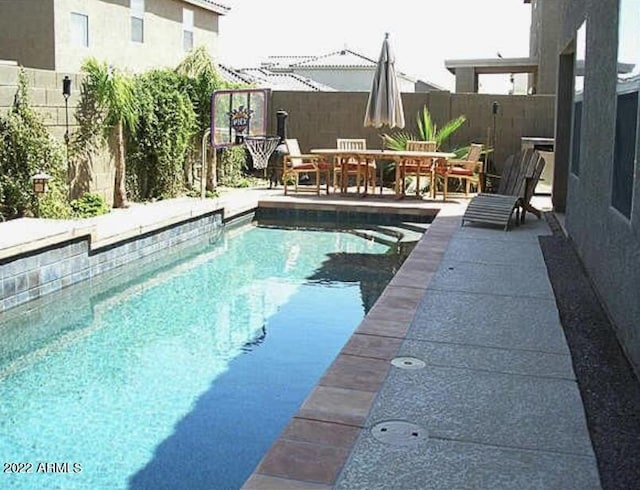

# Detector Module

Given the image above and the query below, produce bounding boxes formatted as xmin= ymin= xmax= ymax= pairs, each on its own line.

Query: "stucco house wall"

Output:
xmin=0 ymin=0 xmax=224 ymax=73
xmin=0 ymin=0 xmax=56 ymax=70
xmin=555 ymin=0 xmax=640 ymax=374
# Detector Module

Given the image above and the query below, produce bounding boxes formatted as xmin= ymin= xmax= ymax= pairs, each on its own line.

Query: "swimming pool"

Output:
xmin=0 ymin=218 xmax=421 ymax=489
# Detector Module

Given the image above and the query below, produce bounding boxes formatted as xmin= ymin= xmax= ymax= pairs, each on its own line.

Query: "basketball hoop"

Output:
xmin=245 ymin=135 xmax=280 ymax=172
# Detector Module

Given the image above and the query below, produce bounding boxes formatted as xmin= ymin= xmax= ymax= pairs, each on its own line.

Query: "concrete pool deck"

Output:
xmin=242 ymin=192 xmax=602 ymax=489
xmin=0 ymin=188 xmax=602 ymax=489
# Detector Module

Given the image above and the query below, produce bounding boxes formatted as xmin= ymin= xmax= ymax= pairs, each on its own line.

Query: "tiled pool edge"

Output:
xmin=0 ymin=190 xmax=283 ymax=314
xmin=241 ymin=205 xmax=463 ymax=489
xmin=0 ymin=211 xmax=223 ymax=314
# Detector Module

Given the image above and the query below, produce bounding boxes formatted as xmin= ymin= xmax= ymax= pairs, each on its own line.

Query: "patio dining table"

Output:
xmin=310 ymin=148 xmax=456 ymax=198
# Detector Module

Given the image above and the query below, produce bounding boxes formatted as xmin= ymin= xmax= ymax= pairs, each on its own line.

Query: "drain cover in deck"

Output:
xmin=391 ymin=357 xmax=426 ymax=370
xmin=371 ymin=420 xmax=427 ymax=446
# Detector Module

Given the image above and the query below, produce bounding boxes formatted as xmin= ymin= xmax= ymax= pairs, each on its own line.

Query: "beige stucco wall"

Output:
xmin=0 ymin=0 xmax=221 ymax=73
xmin=54 ymin=0 xmax=220 ymax=73
xmin=0 ymin=0 xmax=56 ymax=69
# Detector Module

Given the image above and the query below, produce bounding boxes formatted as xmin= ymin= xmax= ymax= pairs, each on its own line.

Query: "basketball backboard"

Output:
xmin=211 ymin=88 xmax=270 ymax=148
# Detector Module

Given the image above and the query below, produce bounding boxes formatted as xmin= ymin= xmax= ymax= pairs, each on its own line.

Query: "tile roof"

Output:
xmin=261 ymin=56 xmax=316 ymax=69
xmin=224 ymin=47 xmax=444 ymax=92
xmin=182 ymin=0 xmax=230 ymax=15
xmin=290 ymin=49 xmax=378 ymax=69
xmin=217 ymin=64 xmax=336 ymax=91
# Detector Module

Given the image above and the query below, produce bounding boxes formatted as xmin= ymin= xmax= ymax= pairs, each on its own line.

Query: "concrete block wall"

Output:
xmin=270 ymin=91 xmax=555 ymax=171
xmin=0 ymin=64 xmax=555 ymax=203
xmin=0 ymin=211 xmax=222 ymax=313
xmin=0 ymin=63 xmax=116 ymax=203
xmin=0 ymin=64 xmax=82 ymax=130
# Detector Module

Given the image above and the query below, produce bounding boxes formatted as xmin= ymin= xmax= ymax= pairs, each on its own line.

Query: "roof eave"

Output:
xmin=181 ymin=0 xmax=230 ymax=15
xmin=444 ymin=57 xmax=538 ymax=74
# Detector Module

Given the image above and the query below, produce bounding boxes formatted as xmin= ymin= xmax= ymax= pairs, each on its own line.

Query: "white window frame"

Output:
xmin=131 ymin=0 xmax=144 ymax=43
xmin=183 ymin=8 xmax=194 ymax=52
xmin=70 ymin=12 xmax=89 ymax=48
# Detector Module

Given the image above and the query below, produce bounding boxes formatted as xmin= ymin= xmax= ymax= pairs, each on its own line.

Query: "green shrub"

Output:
xmin=38 ymin=179 xmax=73 ymax=219
xmin=70 ymin=192 xmax=109 ymax=218
xmin=218 ymin=146 xmax=249 ymax=187
xmin=0 ymin=69 xmax=69 ymax=219
xmin=185 ymin=188 xmax=219 ymax=198
xmin=127 ymin=69 xmax=197 ymax=200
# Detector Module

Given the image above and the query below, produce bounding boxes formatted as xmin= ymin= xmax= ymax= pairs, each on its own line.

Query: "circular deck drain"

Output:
xmin=391 ymin=357 xmax=426 ymax=370
xmin=371 ymin=420 xmax=427 ymax=446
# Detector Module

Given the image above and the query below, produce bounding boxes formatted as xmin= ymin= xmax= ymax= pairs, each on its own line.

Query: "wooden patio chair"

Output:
xmin=435 ymin=143 xmax=484 ymax=200
xmin=462 ymin=149 xmax=546 ymax=230
xmin=397 ymin=140 xmax=437 ymax=196
xmin=283 ymin=139 xmax=331 ymax=195
xmin=334 ymin=138 xmax=376 ymax=193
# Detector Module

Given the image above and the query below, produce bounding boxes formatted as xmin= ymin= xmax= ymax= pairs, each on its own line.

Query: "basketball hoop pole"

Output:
xmin=201 ymin=128 xmax=216 ymax=199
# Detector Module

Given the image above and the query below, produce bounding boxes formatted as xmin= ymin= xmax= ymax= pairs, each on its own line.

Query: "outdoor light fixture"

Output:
xmin=492 ymin=101 xmax=500 ymax=150
xmin=62 ymin=76 xmax=71 ymax=147
xmin=31 ymin=172 xmax=52 ymax=195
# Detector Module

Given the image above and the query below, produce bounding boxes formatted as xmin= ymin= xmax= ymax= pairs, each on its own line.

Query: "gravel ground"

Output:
xmin=540 ymin=213 xmax=640 ymax=490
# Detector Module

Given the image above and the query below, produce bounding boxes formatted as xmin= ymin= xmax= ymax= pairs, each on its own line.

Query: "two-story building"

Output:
xmin=0 ymin=0 xmax=229 ymax=73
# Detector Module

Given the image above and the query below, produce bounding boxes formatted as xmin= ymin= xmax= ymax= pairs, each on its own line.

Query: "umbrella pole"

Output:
xmin=379 ymin=133 xmax=384 ymax=195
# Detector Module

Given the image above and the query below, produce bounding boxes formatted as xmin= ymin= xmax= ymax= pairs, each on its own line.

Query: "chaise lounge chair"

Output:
xmin=461 ymin=149 xmax=546 ymax=230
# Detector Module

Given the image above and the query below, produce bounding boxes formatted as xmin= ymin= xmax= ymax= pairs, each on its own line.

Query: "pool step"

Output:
xmin=348 ymin=222 xmax=428 ymax=246
xmin=399 ymin=221 xmax=431 ymax=234
xmin=374 ymin=224 xmax=426 ymax=243
xmin=349 ymin=228 xmax=397 ymax=247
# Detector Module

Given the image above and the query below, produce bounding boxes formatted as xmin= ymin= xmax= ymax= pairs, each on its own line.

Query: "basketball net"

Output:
xmin=244 ymin=136 xmax=280 ymax=170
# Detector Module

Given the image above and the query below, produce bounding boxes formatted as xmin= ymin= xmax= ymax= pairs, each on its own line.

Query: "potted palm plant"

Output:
xmin=382 ymin=105 xmax=466 ymax=150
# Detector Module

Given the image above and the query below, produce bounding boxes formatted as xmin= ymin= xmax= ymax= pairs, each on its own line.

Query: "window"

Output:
xmin=611 ymin=0 xmax=640 ymax=217
xmin=570 ymin=21 xmax=586 ymax=177
xmin=131 ymin=0 xmax=144 ymax=43
xmin=617 ymin=0 xmax=640 ymax=83
xmin=570 ymin=100 xmax=582 ymax=176
xmin=183 ymin=8 xmax=194 ymax=52
xmin=70 ymin=12 xmax=88 ymax=47
xmin=612 ymin=91 xmax=638 ymax=218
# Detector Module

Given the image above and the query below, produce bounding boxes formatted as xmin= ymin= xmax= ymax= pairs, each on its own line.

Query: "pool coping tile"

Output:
xmin=319 ymin=354 xmax=391 ymax=392
xmin=242 ymin=474 xmax=332 ymax=489
xmin=340 ymin=333 xmax=403 ymax=360
xmin=254 ymin=439 xmax=351 ymax=485
xmin=295 ymin=385 xmax=377 ymax=427
xmin=355 ymin=316 xmax=412 ymax=338
xmin=279 ymin=418 xmax=361 ymax=448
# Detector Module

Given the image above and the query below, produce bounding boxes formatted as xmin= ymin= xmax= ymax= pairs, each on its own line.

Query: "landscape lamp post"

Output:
xmin=31 ymin=171 xmax=52 ymax=217
xmin=31 ymin=171 xmax=52 ymax=195
xmin=62 ymin=76 xmax=71 ymax=151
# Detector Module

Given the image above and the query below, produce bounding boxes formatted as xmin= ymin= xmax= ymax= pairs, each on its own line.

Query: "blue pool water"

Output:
xmin=0 ymin=221 xmax=413 ymax=490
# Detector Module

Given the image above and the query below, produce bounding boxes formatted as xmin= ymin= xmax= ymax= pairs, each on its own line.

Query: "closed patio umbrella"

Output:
xmin=364 ymin=33 xmax=405 ymax=193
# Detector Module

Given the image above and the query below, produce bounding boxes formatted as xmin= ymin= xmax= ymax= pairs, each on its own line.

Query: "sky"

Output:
xmin=216 ymin=0 xmax=533 ymax=93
